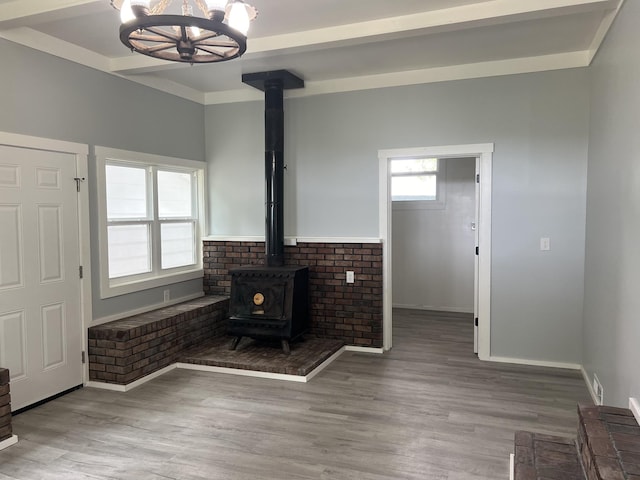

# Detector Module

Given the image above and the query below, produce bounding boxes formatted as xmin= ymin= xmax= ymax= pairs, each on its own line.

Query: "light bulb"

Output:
xmin=130 ymin=0 xmax=150 ymax=17
xmin=180 ymin=4 xmax=201 ymax=37
xmin=228 ymin=1 xmax=250 ymax=35
xmin=205 ymin=0 xmax=228 ymax=10
xmin=120 ymin=0 xmax=136 ymax=23
xmin=205 ymin=0 xmax=227 ymax=21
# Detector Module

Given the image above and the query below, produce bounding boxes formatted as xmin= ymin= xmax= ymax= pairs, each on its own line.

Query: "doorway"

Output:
xmin=378 ymin=144 xmax=493 ymax=359
xmin=0 ymin=132 xmax=90 ymax=411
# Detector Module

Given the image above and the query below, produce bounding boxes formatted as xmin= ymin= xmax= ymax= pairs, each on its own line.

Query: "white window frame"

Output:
xmin=391 ymin=157 xmax=446 ymax=210
xmin=96 ymin=146 xmax=206 ymax=299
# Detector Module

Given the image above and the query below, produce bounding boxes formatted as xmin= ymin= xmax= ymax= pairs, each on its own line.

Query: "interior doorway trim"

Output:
xmin=378 ymin=143 xmax=493 ymax=360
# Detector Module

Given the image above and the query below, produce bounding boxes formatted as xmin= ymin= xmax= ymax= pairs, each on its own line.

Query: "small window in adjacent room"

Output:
xmin=96 ymin=147 xmax=205 ymax=299
xmin=391 ymin=157 xmax=445 ymax=209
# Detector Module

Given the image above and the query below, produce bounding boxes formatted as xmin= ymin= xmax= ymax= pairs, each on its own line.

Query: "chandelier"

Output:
xmin=110 ymin=0 xmax=257 ymax=63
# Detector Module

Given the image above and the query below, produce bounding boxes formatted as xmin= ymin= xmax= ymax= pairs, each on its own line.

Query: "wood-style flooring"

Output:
xmin=0 ymin=309 xmax=591 ymax=479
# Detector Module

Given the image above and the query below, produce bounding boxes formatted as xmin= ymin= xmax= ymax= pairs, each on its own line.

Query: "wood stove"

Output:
xmin=228 ymin=70 xmax=308 ymax=354
xmin=228 ymin=265 xmax=309 ymax=354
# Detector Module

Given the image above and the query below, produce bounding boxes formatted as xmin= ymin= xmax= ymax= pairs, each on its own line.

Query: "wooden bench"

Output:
xmin=88 ymin=296 xmax=229 ymax=385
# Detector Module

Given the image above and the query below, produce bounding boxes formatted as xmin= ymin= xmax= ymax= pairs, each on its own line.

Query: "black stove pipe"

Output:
xmin=242 ymin=70 xmax=305 ymax=267
xmin=264 ymin=80 xmax=285 ymax=267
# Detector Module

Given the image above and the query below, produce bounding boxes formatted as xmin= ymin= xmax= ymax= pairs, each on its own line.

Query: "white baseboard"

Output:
xmin=82 ymin=343 xmax=370 ymax=389
xmin=85 ymin=345 xmax=346 ymax=388
xmin=305 ymin=347 xmax=346 ymax=381
xmin=177 ymin=363 xmax=308 ymax=382
xmin=392 ymin=304 xmax=474 ymax=314
xmin=345 ymin=346 xmax=384 ymax=354
xmin=176 ymin=346 xmax=346 ymax=383
xmin=581 ymin=367 xmax=601 ymax=405
xmin=509 ymin=453 xmax=514 ymax=480
xmin=91 ymin=293 xmax=205 ymax=326
xmin=488 ymin=356 xmax=581 ymax=370
xmin=85 ymin=364 xmax=178 ymax=392
xmin=630 ymin=397 xmax=640 ymax=424
xmin=0 ymin=435 xmax=18 ymax=451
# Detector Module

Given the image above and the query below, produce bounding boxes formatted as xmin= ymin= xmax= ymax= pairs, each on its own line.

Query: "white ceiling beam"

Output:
xmin=111 ymin=0 xmax=615 ymax=74
xmin=204 ymin=51 xmax=591 ymax=105
xmin=0 ymin=27 xmax=111 ymax=71
xmin=250 ymin=0 xmax=616 ymax=54
xmin=0 ymin=0 xmax=103 ymax=27
xmin=586 ymin=0 xmax=625 ymax=64
xmin=0 ymin=27 xmax=204 ymax=104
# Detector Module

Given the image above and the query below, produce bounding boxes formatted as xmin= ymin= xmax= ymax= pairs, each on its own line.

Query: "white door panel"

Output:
xmin=0 ymin=145 xmax=82 ymax=410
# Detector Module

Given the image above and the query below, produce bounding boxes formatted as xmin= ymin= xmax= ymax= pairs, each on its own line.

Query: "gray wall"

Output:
xmin=205 ymin=69 xmax=590 ymax=364
xmin=392 ymin=157 xmax=476 ymax=312
xmin=583 ymin=0 xmax=640 ymax=407
xmin=0 ymin=39 xmax=206 ymax=321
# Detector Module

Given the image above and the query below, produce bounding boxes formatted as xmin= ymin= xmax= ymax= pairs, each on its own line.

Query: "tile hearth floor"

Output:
xmin=180 ymin=335 xmax=345 ymax=376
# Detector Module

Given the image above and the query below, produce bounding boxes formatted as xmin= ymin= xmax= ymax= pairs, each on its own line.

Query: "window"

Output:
xmin=96 ymin=147 xmax=205 ymax=298
xmin=391 ymin=157 xmax=445 ymax=209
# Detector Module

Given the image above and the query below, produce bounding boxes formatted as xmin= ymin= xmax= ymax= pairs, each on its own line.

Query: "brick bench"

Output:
xmin=578 ymin=404 xmax=640 ymax=480
xmin=513 ymin=404 xmax=640 ymax=480
xmin=88 ymin=296 xmax=229 ymax=385
xmin=0 ymin=369 xmax=11 ymax=442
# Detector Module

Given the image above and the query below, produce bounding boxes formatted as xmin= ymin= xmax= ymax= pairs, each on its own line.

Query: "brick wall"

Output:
xmin=88 ymin=297 xmax=229 ymax=385
xmin=203 ymin=241 xmax=383 ymax=347
xmin=0 ymin=368 xmax=11 ymax=442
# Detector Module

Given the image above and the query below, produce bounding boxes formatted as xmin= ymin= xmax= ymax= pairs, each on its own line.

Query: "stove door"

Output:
xmin=230 ymin=276 xmax=288 ymax=319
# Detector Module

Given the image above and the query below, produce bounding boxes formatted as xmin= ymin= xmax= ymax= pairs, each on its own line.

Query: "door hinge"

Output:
xmin=73 ymin=177 xmax=85 ymax=193
xmin=79 ymin=266 xmax=83 ymax=279
xmin=81 ymin=351 xmax=86 ymax=364
xmin=476 ymin=173 xmax=480 ymax=183
xmin=475 ymin=317 xmax=479 ymax=327
xmin=475 ymin=246 xmax=479 ymax=255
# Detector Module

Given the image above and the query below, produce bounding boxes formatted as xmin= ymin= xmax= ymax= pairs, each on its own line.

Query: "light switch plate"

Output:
xmin=346 ymin=271 xmax=355 ymax=283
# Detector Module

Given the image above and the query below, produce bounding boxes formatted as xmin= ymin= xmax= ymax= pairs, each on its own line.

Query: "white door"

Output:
xmin=0 ymin=145 xmax=83 ymax=411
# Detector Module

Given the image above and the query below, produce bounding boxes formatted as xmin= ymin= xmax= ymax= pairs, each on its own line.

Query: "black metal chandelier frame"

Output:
xmin=120 ymin=13 xmax=246 ymax=63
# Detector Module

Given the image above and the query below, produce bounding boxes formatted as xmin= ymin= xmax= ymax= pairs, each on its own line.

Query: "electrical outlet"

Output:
xmin=163 ymin=289 xmax=170 ymax=302
xmin=346 ymin=271 xmax=355 ymax=284
xmin=540 ymin=237 xmax=550 ymax=251
xmin=593 ymin=374 xmax=604 ymax=405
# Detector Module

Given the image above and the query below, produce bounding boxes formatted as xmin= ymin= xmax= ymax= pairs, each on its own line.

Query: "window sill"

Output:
xmin=100 ymin=268 xmax=204 ymax=299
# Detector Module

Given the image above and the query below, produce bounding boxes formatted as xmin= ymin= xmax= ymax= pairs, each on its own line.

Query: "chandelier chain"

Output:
xmin=150 ymin=0 xmax=171 ymax=15
xmin=193 ymin=0 xmax=211 ymax=17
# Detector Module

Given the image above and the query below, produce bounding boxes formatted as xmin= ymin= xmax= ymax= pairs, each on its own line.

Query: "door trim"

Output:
xmin=378 ymin=143 xmax=493 ymax=360
xmin=0 ymin=131 xmax=92 ymax=383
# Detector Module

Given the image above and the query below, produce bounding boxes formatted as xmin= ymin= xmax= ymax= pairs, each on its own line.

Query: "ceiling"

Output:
xmin=0 ymin=0 xmax=624 ymax=105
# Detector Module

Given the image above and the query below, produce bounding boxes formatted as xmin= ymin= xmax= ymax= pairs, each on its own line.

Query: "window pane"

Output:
xmin=391 ymin=158 xmax=438 ymax=174
xmin=107 ymin=224 xmax=150 ymax=278
xmin=161 ymin=222 xmax=195 ymax=269
xmin=106 ymin=165 xmax=148 ymax=219
xmin=158 ymin=170 xmax=193 ymax=218
xmin=392 ymin=174 xmax=437 ymax=201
